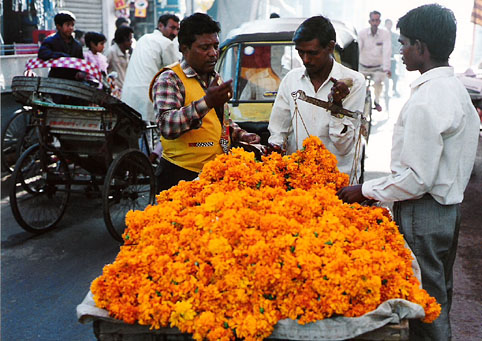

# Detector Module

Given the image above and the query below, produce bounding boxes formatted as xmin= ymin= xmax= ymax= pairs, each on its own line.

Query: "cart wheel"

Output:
xmin=10 ymin=144 xmax=71 ymax=233
xmin=103 ymin=149 xmax=156 ymax=242
xmin=1 ymin=108 xmax=35 ymax=173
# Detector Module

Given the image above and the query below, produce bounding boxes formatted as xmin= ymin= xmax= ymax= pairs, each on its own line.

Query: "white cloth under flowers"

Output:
xmin=77 ymin=241 xmax=424 ymax=340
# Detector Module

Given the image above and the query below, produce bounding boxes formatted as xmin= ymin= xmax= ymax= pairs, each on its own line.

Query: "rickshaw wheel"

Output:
xmin=10 ymin=144 xmax=71 ymax=233
xmin=1 ymin=108 xmax=36 ymax=173
xmin=103 ymin=149 xmax=156 ymax=243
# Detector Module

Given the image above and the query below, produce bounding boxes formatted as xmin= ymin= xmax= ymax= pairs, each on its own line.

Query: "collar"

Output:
xmin=180 ymin=59 xmax=218 ymax=87
xmin=369 ymin=28 xmax=379 ymax=37
xmin=299 ymin=59 xmax=341 ymax=89
xmin=54 ymin=32 xmax=73 ymax=44
xmin=113 ymin=43 xmax=127 ymax=57
xmin=410 ymin=66 xmax=454 ymax=89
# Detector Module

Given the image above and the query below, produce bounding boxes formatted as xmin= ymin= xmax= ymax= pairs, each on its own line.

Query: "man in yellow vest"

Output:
xmin=150 ymin=13 xmax=260 ymax=191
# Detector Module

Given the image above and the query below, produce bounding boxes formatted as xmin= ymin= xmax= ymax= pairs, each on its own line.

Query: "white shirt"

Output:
xmin=121 ymin=30 xmax=181 ymax=122
xmin=362 ymin=67 xmax=480 ymax=205
xmin=358 ymin=27 xmax=391 ymax=72
xmin=268 ymin=61 xmax=366 ymax=175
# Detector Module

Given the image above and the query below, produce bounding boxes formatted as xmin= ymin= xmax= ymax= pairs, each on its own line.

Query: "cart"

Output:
xmin=77 ymin=291 xmax=419 ymax=340
xmin=9 ymin=58 xmax=157 ymax=242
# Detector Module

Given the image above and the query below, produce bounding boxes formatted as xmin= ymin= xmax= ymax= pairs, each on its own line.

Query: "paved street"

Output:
xmin=1 ymin=81 xmax=481 ymax=340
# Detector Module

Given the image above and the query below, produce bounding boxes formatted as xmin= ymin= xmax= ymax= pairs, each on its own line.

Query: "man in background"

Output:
xmin=122 ymin=14 xmax=181 ymax=159
xmin=358 ymin=10 xmax=391 ymax=112
xmin=122 ymin=14 xmax=181 ymax=124
xmin=106 ymin=25 xmax=133 ymax=92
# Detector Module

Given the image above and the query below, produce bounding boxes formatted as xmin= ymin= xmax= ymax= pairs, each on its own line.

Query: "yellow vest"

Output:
xmin=150 ymin=63 xmax=228 ymax=173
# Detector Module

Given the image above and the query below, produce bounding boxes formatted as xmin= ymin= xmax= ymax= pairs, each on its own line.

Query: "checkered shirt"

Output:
xmin=152 ymin=59 xmax=243 ymax=140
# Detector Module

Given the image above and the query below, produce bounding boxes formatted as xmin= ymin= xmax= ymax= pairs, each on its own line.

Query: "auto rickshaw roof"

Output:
xmin=221 ymin=17 xmax=358 ymax=50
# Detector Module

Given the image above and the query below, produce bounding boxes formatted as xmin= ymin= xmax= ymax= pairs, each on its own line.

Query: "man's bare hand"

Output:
xmin=329 ymin=77 xmax=350 ymax=104
xmin=204 ymin=75 xmax=233 ymax=109
xmin=240 ymin=131 xmax=260 ymax=144
xmin=336 ymin=184 xmax=367 ymax=203
xmin=261 ymin=143 xmax=286 ymax=156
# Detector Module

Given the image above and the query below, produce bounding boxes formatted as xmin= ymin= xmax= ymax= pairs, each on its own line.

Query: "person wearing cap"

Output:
xmin=38 ymin=10 xmax=84 ymax=81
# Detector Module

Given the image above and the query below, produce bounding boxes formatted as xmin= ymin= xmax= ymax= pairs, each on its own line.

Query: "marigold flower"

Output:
xmin=91 ymin=136 xmax=441 ymax=340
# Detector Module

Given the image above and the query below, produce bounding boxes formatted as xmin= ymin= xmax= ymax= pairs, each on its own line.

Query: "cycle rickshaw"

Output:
xmin=9 ymin=57 xmax=156 ymax=242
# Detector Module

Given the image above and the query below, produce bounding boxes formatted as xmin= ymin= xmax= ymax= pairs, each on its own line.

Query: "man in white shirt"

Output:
xmin=337 ymin=4 xmax=480 ymax=340
xmin=268 ymin=15 xmax=365 ymax=181
xmin=122 ymin=14 xmax=181 ymax=123
xmin=358 ymin=10 xmax=391 ymax=112
xmin=121 ymin=14 xmax=181 ymax=159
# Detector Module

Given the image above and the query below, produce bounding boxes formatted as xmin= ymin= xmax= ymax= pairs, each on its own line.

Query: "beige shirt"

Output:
xmin=106 ymin=43 xmax=130 ymax=90
xmin=358 ymin=27 xmax=391 ymax=72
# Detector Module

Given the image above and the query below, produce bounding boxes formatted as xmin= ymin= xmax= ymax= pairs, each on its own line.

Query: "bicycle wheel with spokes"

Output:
xmin=10 ymin=144 xmax=71 ymax=233
xmin=1 ymin=108 xmax=35 ymax=173
xmin=103 ymin=149 xmax=156 ymax=242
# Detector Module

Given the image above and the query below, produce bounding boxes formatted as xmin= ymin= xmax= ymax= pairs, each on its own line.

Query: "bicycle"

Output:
xmin=1 ymin=106 xmax=37 ymax=173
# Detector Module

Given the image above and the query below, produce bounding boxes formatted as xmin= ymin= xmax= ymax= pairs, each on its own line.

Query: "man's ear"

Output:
xmin=327 ymin=40 xmax=336 ymax=52
xmin=179 ymin=44 xmax=189 ymax=54
xmin=415 ymin=39 xmax=425 ymax=56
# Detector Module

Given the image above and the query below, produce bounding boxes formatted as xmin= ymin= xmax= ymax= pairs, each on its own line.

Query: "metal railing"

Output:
xmin=1 ymin=44 xmax=40 ymax=56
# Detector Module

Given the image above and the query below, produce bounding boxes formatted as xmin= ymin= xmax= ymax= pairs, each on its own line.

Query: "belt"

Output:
xmin=360 ymin=63 xmax=381 ymax=68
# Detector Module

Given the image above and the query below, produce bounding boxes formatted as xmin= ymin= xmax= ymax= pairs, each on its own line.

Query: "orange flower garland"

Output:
xmin=91 ymin=136 xmax=440 ymax=341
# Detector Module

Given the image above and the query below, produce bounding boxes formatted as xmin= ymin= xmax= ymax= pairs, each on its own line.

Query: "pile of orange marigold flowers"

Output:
xmin=91 ymin=136 xmax=440 ymax=340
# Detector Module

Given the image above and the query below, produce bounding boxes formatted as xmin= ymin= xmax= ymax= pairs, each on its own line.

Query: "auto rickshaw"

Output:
xmin=216 ymin=17 xmax=362 ymax=145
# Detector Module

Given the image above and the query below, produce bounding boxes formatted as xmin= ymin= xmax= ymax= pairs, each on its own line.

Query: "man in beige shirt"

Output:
xmin=358 ymin=10 xmax=391 ymax=111
xmin=106 ymin=25 xmax=133 ymax=92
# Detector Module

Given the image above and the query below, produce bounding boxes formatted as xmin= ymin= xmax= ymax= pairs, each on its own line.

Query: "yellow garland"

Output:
xmin=91 ymin=136 xmax=440 ymax=341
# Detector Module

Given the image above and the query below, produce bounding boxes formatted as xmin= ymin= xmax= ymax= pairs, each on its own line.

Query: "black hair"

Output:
xmin=114 ymin=26 xmax=134 ymax=44
xmin=178 ymin=13 xmax=220 ymax=48
xmin=85 ymin=32 xmax=107 ymax=48
xmin=115 ymin=17 xmax=130 ymax=29
xmin=158 ymin=13 xmax=180 ymax=26
xmin=270 ymin=13 xmax=280 ymax=19
xmin=54 ymin=11 xmax=76 ymax=26
xmin=74 ymin=30 xmax=84 ymax=39
xmin=293 ymin=15 xmax=336 ymax=48
xmin=397 ymin=4 xmax=456 ymax=62
xmin=369 ymin=11 xmax=381 ymax=18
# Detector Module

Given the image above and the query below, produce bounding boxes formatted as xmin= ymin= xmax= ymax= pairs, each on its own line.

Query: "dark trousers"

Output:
xmin=156 ymin=158 xmax=198 ymax=192
xmin=393 ymin=194 xmax=460 ymax=341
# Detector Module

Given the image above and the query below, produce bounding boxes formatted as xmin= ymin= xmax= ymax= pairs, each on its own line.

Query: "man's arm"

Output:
xmin=153 ymin=71 xmax=235 ymax=140
xmin=153 ymin=70 xmax=205 ymax=139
